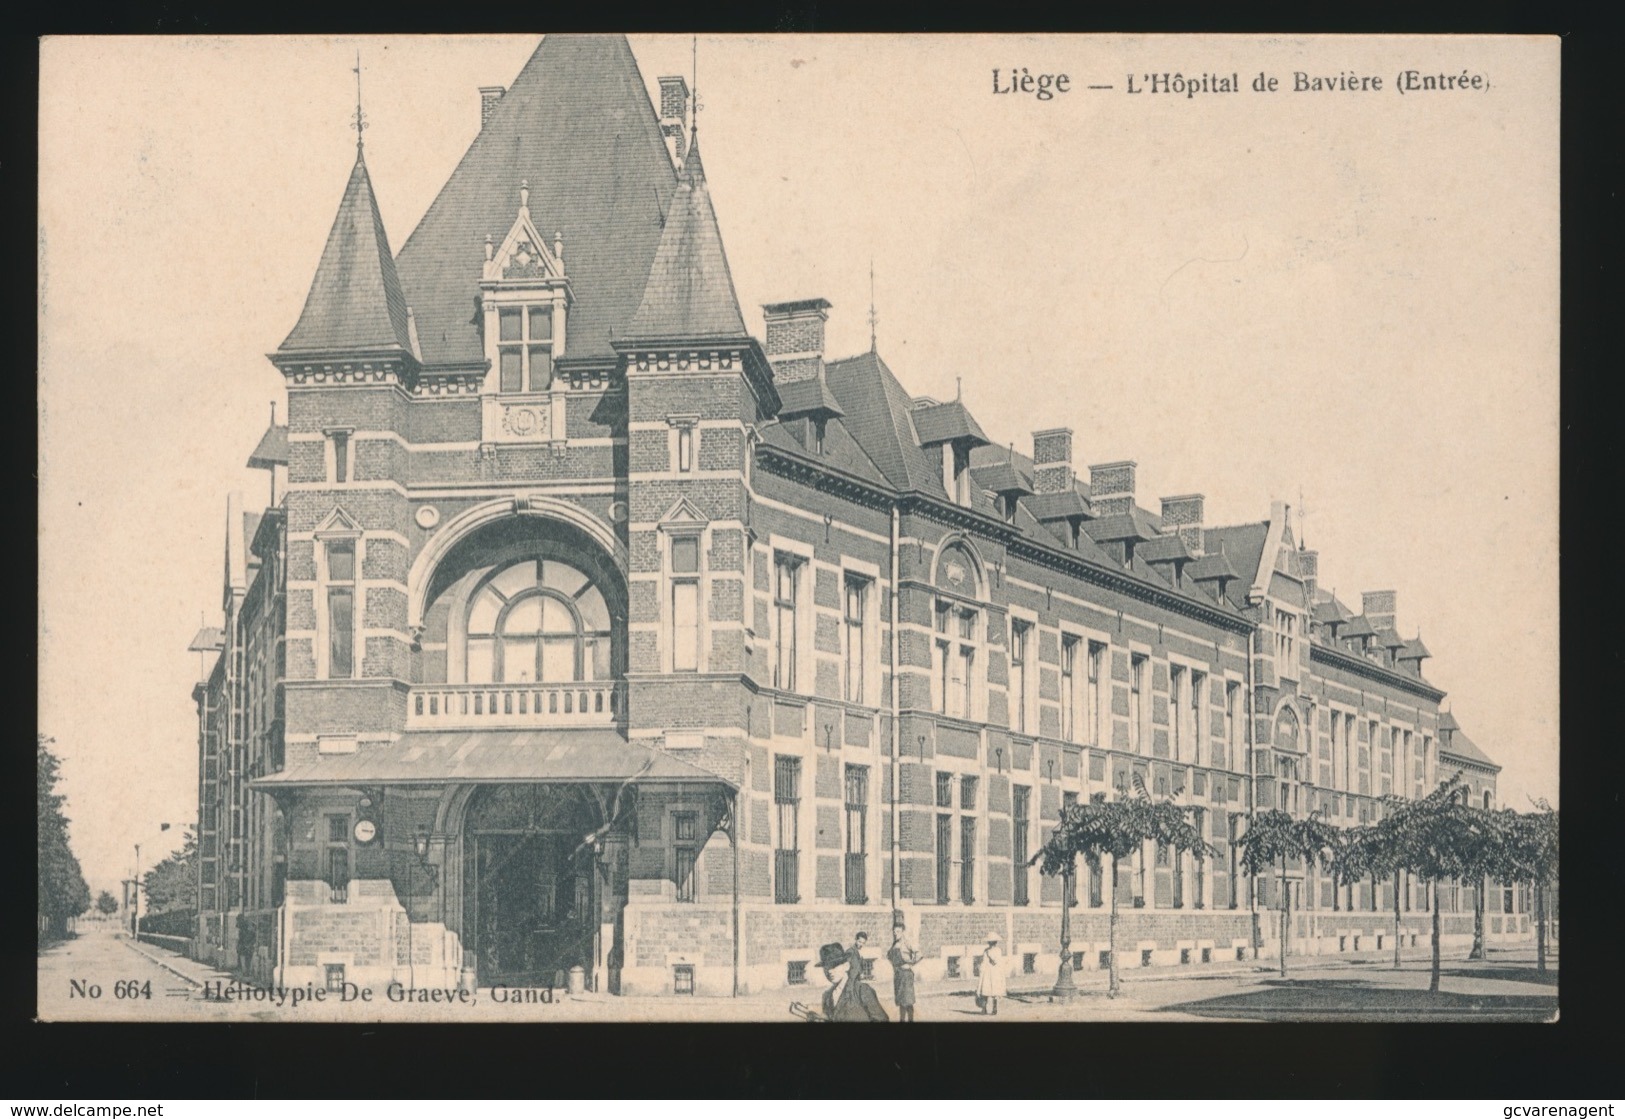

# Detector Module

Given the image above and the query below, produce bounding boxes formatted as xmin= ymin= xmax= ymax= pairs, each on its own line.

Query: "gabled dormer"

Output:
xmin=481 ymin=181 xmax=572 ymax=396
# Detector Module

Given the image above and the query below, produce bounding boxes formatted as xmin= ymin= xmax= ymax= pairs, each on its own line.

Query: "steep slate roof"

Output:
xmin=1400 ymin=636 xmax=1432 ymax=659
xmin=278 ymin=152 xmax=412 ymax=355
xmin=1025 ymin=489 xmax=1091 ymax=522
xmin=824 ymin=350 xmax=947 ymax=495
xmin=1439 ymin=718 xmax=1500 ymax=770
xmin=912 ymin=399 xmax=990 ymax=446
xmin=1341 ymin=614 xmax=1377 ymax=639
xmin=970 ymin=460 xmax=1032 ymax=496
xmin=187 ymin=626 xmax=225 ymax=653
xmin=760 ymin=416 xmax=890 ymax=488
xmin=776 ymin=375 xmax=846 ymax=418
xmin=623 ymin=139 xmax=748 ymax=340
xmin=1203 ymin=523 xmax=1268 ymax=606
xmin=393 ymin=35 xmax=678 ymax=365
xmin=246 ymin=423 xmax=289 ymax=470
xmin=1084 ymin=508 xmax=1161 ymax=543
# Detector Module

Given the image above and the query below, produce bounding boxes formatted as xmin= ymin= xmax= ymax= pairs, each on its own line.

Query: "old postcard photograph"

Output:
xmin=37 ymin=33 xmax=1558 ymax=1024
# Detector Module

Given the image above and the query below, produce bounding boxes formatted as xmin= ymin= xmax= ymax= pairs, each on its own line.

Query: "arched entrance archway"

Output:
xmin=463 ymin=785 xmax=603 ymax=988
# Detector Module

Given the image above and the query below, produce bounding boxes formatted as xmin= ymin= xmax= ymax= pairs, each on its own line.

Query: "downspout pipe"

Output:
xmin=889 ymin=502 xmax=902 ymax=913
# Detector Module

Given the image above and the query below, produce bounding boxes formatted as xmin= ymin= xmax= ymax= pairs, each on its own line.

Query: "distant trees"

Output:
xmin=1032 ymin=787 xmax=1215 ymax=998
xmin=38 ymin=736 xmax=90 ymax=942
xmin=142 ymin=827 xmax=198 ymax=915
xmin=95 ymin=890 xmax=120 ymax=917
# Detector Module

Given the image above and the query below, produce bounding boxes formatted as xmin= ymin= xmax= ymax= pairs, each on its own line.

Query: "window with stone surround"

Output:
xmin=673 ymin=812 xmax=698 ymax=903
xmin=773 ymin=755 xmax=801 ymax=904
xmin=323 ymin=539 xmax=356 ymax=680
xmin=1130 ymin=653 xmax=1148 ymax=753
xmin=773 ymin=554 xmax=801 ymax=692
xmin=1060 ymin=635 xmax=1078 ymax=742
xmin=670 ymin=536 xmax=701 ymax=673
xmin=1010 ymin=619 xmax=1031 ymax=733
xmin=497 ymin=304 xmax=553 ymax=393
xmin=843 ymin=576 xmax=869 ymax=704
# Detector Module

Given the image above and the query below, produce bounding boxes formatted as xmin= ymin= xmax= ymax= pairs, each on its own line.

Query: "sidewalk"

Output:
xmin=116 ymin=931 xmax=238 ymax=992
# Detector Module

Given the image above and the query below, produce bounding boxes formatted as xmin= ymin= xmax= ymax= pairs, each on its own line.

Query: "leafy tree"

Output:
xmin=1379 ymin=774 xmax=1487 ymax=993
xmin=38 ymin=736 xmax=91 ymax=941
xmin=142 ymin=827 xmax=198 ymax=914
xmin=95 ymin=890 xmax=120 ymax=917
xmin=1502 ymin=801 xmax=1558 ymax=974
xmin=1236 ymin=808 xmax=1340 ymax=977
xmin=1031 ymin=788 xmax=1215 ymax=998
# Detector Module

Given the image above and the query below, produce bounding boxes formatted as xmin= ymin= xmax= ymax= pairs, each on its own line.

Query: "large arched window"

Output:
xmin=465 ymin=558 xmax=611 ymax=684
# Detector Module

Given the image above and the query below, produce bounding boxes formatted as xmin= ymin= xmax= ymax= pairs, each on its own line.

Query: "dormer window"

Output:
xmin=498 ymin=305 xmax=554 ymax=393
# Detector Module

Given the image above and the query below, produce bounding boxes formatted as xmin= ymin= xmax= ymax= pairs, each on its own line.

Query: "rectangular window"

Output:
xmin=324 ymin=539 xmax=356 ymax=680
xmin=1130 ymin=654 xmax=1147 ymax=753
xmin=1012 ymin=785 xmax=1031 ymax=906
xmin=324 ymin=815 xmax=350 ymax=896
xmin=1224 ymin=682 xmax=1239 ymax=765
xmin=1010 ymin=620 xmax=1030 ymax=733
xmin=935 ymin=813 xmax=953 ymax=904
xmin=844 ymin=766 xmax=868 ymax=905
xmin=1170 ymin=665 xmax=1185 ymax=761
xmin=674 ymin=813 xmax=698 ymax=903
xmin=670 ymin=535 xmax=701 ymax=674
xmin=1088 ymin=641 xmax=1105 ymax=746
xmin=1191 ymin=670 xmax=1206 ymax=766
xmin=773 ymin=556 xmax=799 ymax=691
xmin=960 ymin=775 xmax=978 ymax=812
xmin=500 ymin=347 xmax=523 ymax=393
xmin=676 ymin=425 xmax=694 ymax=473
xmin=528 ymin=345 xmax=552 ymax=391
xmin=959 ymin=816 xmax=977 ymax=905
xmin=773 ymin=756 xmax=800 ymax=904
xmin=330 ymin=431 xmax=350 ymax=484
xmin=1060 ymin=636 xmax=1078 ymax=741
xmin=844 ymin=578 xmax=868 ymax=704
xmin=935 ymin=771 xmax=953 ymax=808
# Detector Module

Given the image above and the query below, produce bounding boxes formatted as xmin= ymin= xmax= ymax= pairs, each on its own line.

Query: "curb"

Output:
xmin=118 ymin=935 xmax=217 ymax=990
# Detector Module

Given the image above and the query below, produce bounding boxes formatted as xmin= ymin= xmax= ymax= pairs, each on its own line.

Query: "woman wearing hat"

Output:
xmin=976 ymin=932 xmax=1006 ymax=1016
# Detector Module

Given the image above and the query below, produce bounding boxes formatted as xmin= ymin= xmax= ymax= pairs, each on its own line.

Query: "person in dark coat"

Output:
xmin=887 ymin=919 xmax=920 ymax=1022
xmin=817 ymin=941 xmax=888 ymax=1022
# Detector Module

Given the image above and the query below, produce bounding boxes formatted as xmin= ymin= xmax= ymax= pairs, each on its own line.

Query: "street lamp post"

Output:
xmin=1052 ymin=854 xmax=1078 ymax=1002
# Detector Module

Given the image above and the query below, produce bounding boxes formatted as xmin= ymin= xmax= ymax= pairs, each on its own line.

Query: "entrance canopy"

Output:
xmin=252 ymin=729 xmax=732 ymax=788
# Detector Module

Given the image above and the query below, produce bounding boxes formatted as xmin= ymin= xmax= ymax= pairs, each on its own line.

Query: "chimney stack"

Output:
xmin=1088 ymin=461 xmax=1137 ymax=516
xmin=1362 ymin=589 xmax=1396 ymax=631
xmin=1298 ymin=548 xmax=1319 ymax=603
xmin=761 ymin=298 xmax=832 ymax=384
xmin=1032 ymin=428 xmax=1074 ymax=494
xmin=657 ymin=75 xmax=690 ymax=166
xmin=1159 ymin=493 xmax=1205 ymax=554
xmin=479 ymin=86 xmax=506 ymax=129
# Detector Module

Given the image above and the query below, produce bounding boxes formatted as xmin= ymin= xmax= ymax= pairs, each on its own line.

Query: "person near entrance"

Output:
xmin=886 ymin=915 xmax=920 ymax=1022
xmin=235 ymin=911 xmax=257 ymax=978
xmin=976 ymin=932 xmax=1005 ymax=1015
xmin=806 ymin=941 xmax=888 ymax=1021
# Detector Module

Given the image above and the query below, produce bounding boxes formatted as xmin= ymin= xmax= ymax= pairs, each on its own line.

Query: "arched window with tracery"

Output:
xmin=465 ymin=558 xmax=612 ymax=684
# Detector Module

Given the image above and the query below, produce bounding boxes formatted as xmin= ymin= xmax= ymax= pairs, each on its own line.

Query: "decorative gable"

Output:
xmin=658 ymin=496 xmax=710 ymax=530
xmin=314 ymin=507 xmax=363 ymax=537
xmin=484 ymin=181 xmax=565 ymax=285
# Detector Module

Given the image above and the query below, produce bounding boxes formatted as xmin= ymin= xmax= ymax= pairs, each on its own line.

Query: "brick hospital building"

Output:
xmin=189 ymin=34 xmax=1533 ymax=996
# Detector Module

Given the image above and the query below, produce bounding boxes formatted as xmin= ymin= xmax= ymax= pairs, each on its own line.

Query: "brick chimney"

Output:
xmin=1298 ymin=548 xmax=1319 ymax=603
xmin=657 ymin=75 xmax=689 ymax=166
xmin=1088 ymin=461 xmax=1137 ymax=516
xmin=762 ymin=299 xmax=832 ymax=384
xmin=1032 ymin=428 xmax=1074 ymax=494
xmin=1362 ymin=590 xmax=1396 ymax=631
xmin=1159 ymin=494 xmax=1205 ymax=554
xmin=479 ymin=86 xmax=505 ymax=129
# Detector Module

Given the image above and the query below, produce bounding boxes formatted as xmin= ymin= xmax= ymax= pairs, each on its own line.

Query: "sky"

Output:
xmin=38 ymin=34 xmax=1559 ymax=894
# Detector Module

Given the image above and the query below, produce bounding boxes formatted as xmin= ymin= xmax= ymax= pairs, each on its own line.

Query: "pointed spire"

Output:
xmin=624 ymin=134 xmax=748 ymax=341
xmin=868 ymin=259 xmax=878 ymax=353
xmin=278 ymin=149 xmax=413 ymax=355
xmin=351 ymin=51 xmax=368 ymax=156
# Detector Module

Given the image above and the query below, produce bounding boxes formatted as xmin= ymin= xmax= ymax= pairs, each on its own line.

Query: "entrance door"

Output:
xmin=464 ymin=786 xmax=602 ymax=989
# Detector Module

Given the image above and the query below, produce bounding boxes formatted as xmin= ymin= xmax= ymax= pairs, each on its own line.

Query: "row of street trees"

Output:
xmin=1032 ymin=775 xmax=1558 ymax=998
xmin=38 ymin=735 xmax=90 ymax=942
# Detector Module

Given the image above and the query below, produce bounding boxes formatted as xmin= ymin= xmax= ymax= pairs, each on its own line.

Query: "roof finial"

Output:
xmin=520 ymin=179 xmax=529 ymax=213
xmin=691 ymin=35 xmax=699 ymax=140
xmin=868 ymin=258 xmax=879 ymax=354
xmin=956 ymin=375 xmax=962 ymax=401
xmin=351 ymin=50 xmax=368 ymax=155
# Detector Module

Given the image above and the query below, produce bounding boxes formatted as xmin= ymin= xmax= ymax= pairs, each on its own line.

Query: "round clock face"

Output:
xmin=352 ymin=818 xmax=378 ymax=845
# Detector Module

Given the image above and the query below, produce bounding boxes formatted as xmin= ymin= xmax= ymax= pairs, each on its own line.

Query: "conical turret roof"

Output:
xmin=394 ymin=35 xmax=678 ymax=364
xmin=278 ymin=152 xmax=413 ymax=355
xmin=623 ymin=137 xmax=749 ymax=341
